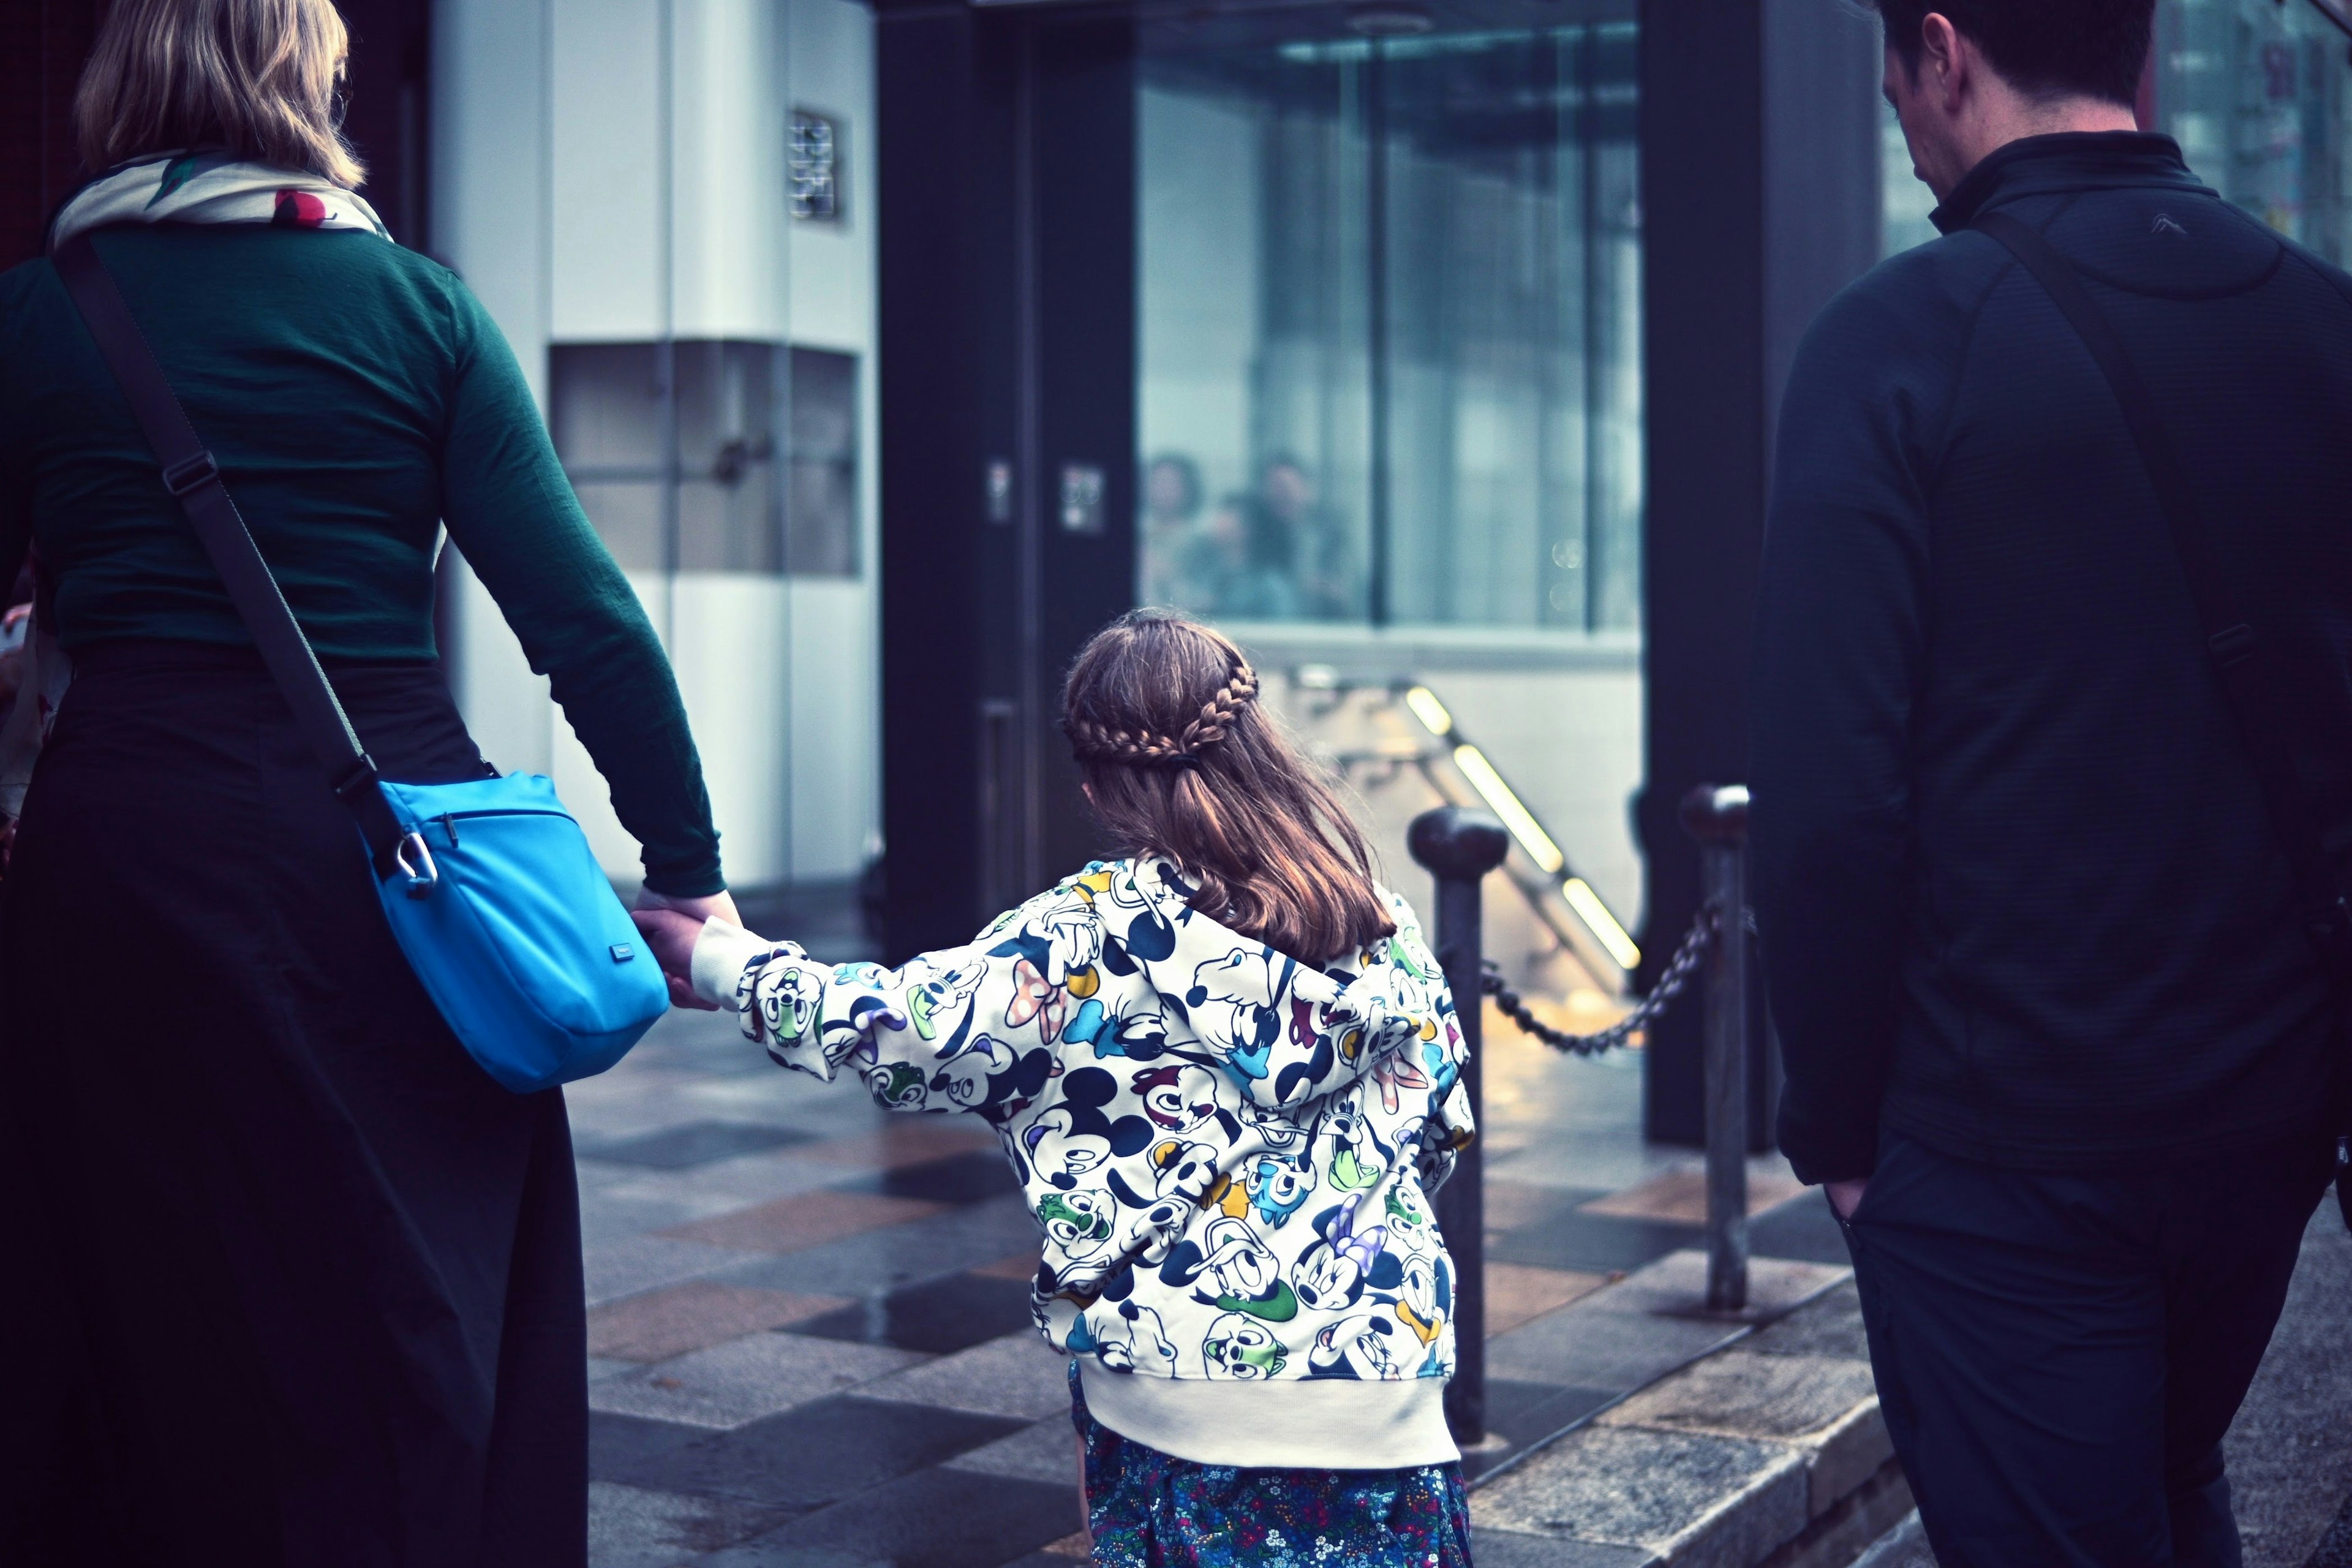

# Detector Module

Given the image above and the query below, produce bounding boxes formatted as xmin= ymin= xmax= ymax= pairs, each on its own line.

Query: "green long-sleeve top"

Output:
xmin=0 ymin=225 xmax=723 ymax=895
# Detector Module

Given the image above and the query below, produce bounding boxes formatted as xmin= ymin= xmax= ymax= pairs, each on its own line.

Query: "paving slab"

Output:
xmin=699 ymin=1466 xmax=1077 ymax=1568
xmin=1738 ymin=1284 xmax=1868 ymax=1361
xmin=589 ymin=1281 xmax=849 ymax=1363
xmin=1469 ymin=1531 xmax=1659 ymax=1568
xmin=1486 ymin=1290 xmax=1746 ymax=1389
xmin=589 ymin=1332 xmax=924 ymax=1429
xmin=1604 ymin=1352 xmax=1879 ymax=1444
xmin=588 ymin=1480 xmax=790 ymax=1567
xmin=615 ymin=1395 xmax=1022 ymax=1511
xmin=709 ymin=1194 xmax=1044 ymax=1298
xmin=1583 ymin=1252 xmax=1850 ymax=1323
xmin=587 ymin=1235 xmax=768 ymax=1311
xmin=660 ymin=1190 xmax=946 ymax=1254
xmin=1473 ymin=1423 xmax=1809 ymax=1568
xmin=943 ymin=1417 xmax=1085 ymax=1485
xmin=858 ymin=1330 xmax=1072 ymax=1420
xmin=1488 ymin=1261 xmax=1615 ymax=1333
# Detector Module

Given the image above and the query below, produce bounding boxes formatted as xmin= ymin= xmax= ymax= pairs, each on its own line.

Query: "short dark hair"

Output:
xmin=1872 ymin=0 xmax=2153 ymax=107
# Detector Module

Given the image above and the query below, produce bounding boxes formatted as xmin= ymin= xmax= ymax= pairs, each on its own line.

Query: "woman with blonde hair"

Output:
xmin=0 ymin=2 xmax=734 ymax=1562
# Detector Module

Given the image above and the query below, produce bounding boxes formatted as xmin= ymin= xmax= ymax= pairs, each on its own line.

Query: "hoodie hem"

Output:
xmin=1078 ymin=1363 xmax=1459 ymax=1471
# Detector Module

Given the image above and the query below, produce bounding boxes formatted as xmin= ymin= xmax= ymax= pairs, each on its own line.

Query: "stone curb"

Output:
xmin=1469 ymin=1250 xmax=1905 ymax=1568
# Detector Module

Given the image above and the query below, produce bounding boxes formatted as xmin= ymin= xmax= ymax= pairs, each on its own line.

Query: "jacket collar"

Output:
xmin=1930 ymin=132 xmax=2209 ymax=234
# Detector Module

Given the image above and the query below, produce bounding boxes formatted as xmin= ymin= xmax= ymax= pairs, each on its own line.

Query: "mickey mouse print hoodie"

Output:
xmin=688 ymin=857 xmax=1473 ymax=1470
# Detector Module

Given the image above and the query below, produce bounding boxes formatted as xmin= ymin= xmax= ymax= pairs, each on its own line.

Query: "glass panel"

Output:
xmin=676 ymin=340 xmax=782 ymax=573
xmin=1137 ymin=15 xmax=1641 ymax=633
xmin=2154 ymin=0 xmax=2352 ymax=263
xmin=786 ymin=346 xmax=859 ymax=577
xmin=551 ymin=339 xmax=854 ymax=576
xmin=1139 ymin=45 xmax=1370 ymax=622
xmin=571 ymin=479 xmax=664 ymax=572
xmin=549 ymin=342 xmax=664 ymax=472
xmin=1881 ymin=97 xmax=1941 ymax=255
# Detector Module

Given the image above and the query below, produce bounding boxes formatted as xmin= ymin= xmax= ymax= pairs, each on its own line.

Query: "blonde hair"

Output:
xmin=75 ymin=0 xmax=366 ymax=189
xmin=1062 ymin=611 xmax=1395 ymax=963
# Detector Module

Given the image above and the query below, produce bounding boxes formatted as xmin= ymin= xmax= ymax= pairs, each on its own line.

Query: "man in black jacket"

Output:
xmin=1750 ymin=3 xmax=2352 ymax=1562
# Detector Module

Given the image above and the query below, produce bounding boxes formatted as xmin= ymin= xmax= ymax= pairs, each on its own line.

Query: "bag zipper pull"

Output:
xmin=441 ymin=813 xmax=460 ymax=849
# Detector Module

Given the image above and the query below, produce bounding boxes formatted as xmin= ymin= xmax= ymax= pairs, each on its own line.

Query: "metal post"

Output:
xmin=1680 ymin=783 xmax=1751 ymax=1313
xmin=1407 ymin=805 xmax=1510 ymax=1444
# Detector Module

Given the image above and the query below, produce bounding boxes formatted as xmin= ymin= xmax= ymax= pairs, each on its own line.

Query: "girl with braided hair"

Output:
xmin=633 ymin=609 xmax=1477 ymax=1567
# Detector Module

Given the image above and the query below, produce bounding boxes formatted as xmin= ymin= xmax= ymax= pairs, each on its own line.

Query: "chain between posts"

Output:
xmin=1480 ymin=897 xmax=1724 ymax=1057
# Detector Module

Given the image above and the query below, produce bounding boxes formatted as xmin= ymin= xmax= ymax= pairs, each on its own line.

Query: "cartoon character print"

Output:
xmin=1242 ymin=1150 xmax=1317 ymax=1229
xmin=728 ymin=859 xmax=1466 ymax=1393
xmin=1186 ymin=949 xmax=1291 ymax=1081
xmin=1069 ymin=1298 xmax=1179 ymax=1376
xmin=865 ymin=1060 xmax=930 ymax=1109
xmin=905 ymin=954 xmax=990 ymax=1052
xmin=1393 ymin=1251 xmax=1452 ymax=1374
xmin=1320 ymin=1096 xmax=1393 ymax=1193
xmin=750 ymin=963 xmax=824 ymax=1055
xmin=1158 ymin=1214 xmax=1294 ymax=1319
xmin=1101 ymin=1140 xmax=1215 ymax=1270
xmin=1066 ymin=995 xmax=1172 ymax=1061
xmin=1202 ymin=1311 xmax=1289 ymax=1381
xmin=1131 ymin=1063 xmax=1224 ymax=1133
xmin=1036 ymin=1187 xmax=1118 ymax=1263
xmin=1020 ymin=1065 xmax=1154 ymax=1190
xmin=1291 ymin=1193 xmax=1402 ymax=1313
xmin=1308 ymin=1312 xmax=1409 ymax=1381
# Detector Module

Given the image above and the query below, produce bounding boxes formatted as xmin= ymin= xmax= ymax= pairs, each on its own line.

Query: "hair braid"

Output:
xmin=1069 ymin=660 xmax=1257 ymax=766
xmin=1175 ymin=663 xmax=1259 ymax=755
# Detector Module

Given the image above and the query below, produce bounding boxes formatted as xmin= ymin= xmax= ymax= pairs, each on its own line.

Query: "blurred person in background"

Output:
xmin=1139 ymin=451 xmax=1219 ymax=612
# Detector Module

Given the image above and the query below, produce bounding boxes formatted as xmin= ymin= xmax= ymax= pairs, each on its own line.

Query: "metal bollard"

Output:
xmin=1407 ymin=804 xmax=1509 ymax=1444
xmin=1679 ymin=783 xmax=1752 ymax=1313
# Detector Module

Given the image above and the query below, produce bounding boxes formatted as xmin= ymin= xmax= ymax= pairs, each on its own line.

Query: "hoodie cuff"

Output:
xmin=690 ymin=918 xmax=775 ymax=1011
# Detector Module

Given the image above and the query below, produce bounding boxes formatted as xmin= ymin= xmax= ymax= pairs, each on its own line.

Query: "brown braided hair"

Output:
xmin=1061 ymin=610 xmax=1393 ymax=962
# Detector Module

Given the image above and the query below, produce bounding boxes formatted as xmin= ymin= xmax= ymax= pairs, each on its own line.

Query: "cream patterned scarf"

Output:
xmin=50 ymin=149 xmax=389 ymax=251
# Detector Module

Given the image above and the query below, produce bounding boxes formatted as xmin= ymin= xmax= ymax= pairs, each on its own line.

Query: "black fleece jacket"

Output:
xmin=1751 ymin=134 xmax=2352 ymax=1183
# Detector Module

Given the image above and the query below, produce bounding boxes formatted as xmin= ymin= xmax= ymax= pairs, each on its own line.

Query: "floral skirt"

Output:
xmin=1070 ymin=1363 xmax=1474 ymax=1567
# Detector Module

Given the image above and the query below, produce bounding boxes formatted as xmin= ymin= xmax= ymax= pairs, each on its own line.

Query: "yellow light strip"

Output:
xmin=1563 ymin=876 xmax=1642 ymax=971
xmin=1403 ymin=685 xmax=1454 ymax=737
xmin=1452 ymin=744 xmax=1565 ymax=874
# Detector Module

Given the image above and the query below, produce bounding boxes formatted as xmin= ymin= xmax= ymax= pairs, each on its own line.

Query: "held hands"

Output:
xmin=632 ymin=887 xmax=733 ymax=1010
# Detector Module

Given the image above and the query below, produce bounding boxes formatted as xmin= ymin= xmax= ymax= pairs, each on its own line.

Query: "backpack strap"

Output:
xmin=1971 ymin=208 xmax=2352 ymax=981
xmin=50 ymin=229 xmax=407 ymax=875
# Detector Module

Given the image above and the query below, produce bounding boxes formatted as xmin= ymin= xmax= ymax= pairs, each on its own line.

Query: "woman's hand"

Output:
xmin=635 ymin=886 xmax=742 ymax=927
xmin=631 ymin=905 xmax=715 ymax=1010
xmin=1825 ymin=1177 xmax=1869 ymax=1223
xmin=633 ymin=888 xmax=739 ymax=1009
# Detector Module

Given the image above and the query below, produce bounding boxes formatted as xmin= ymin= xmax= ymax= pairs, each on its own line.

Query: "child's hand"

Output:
xmin=630 ymin=907 xmax=715 ymax=1010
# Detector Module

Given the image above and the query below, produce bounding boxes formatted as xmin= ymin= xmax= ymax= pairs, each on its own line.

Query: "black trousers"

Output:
xmin=1842 ymin=1128 xmax=2335 ymax=1568
xmin=0 ymin=644 xmax=587 ymax=1567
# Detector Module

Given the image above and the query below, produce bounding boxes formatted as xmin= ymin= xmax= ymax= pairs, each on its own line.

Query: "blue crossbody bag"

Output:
xmin=55 ymin=230 xmax=668 ymax=1093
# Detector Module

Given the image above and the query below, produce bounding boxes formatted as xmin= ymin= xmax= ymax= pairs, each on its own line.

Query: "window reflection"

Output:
xmin=2152 ymin=0 xmax=2352 ymax=265
xmin=1139 ymin=18 xmax=1642 ymax=633
xmin=548 ymin=340 xmax=859 ymax=577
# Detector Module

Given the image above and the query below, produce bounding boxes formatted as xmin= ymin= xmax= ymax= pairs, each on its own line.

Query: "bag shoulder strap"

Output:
xmin=1972 ymin=207 xmax=2352 ymax=975
xmin=51 ymin=230 xmax=405 ymax=872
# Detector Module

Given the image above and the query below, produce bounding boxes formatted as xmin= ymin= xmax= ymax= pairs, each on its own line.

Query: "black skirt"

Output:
xmin=0 ymin=643 xmax=586 ymax=1567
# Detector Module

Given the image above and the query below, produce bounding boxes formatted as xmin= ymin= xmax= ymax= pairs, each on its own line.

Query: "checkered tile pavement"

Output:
xmin=573 ymin=942 xmax=1842 ymax=1568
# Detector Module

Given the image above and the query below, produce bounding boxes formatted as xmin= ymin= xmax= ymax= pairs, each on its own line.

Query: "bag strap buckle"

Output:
xmin=160 ymin=451 xmax=220 ymax=498
xmin=391 ymin=831 xmax=439 ymax=900
xmin=2207 ymin=624 xmax=2258 ymax=669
